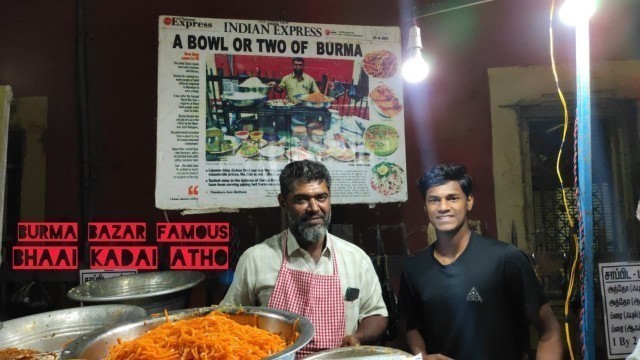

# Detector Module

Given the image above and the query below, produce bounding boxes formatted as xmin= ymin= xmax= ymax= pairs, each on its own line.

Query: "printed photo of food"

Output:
xmin=364 ymin=123 xmax=399 ymax=157
xmin=362 ymin=50 xmax=398 ymax=79
xmin=370 ymin=161 xmax=405 ymax=196
xmin=369 ymin=84 xmax=403 ymax=119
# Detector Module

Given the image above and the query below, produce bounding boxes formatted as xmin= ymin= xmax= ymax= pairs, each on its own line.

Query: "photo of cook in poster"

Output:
xmin=203 ymin=54 xmax=386 ymax=164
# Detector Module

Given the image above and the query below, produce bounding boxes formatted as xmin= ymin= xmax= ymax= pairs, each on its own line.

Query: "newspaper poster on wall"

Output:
xmin=155 ymin=16 xmax=406 ymax=210
xmin=598 ymin=261 xmax=640 ymax=359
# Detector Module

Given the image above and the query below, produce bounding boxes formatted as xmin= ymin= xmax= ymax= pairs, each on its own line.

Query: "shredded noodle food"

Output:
xmin=370 ymin=162 xmax=404 ymax=196
xmin=304 ymin=92 xmax=331 ymax=102
xmin=106 ymin=311 xmax=288 ymax=360
xmin=362 ymin=50 xmax=398 ymax=79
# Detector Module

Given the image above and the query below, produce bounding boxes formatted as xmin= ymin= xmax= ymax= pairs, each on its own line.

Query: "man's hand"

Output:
xmin=340 ymin=335 xmax=360 ymax=347
xmin=268 ymin=81 xmax=283 ymax=93
xmin=345 ymin=315 xmax=387 ymax=346
xmin=533 ymin=303 xmax=563 ymax=359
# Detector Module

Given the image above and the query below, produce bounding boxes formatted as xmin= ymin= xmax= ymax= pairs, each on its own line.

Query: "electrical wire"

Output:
xmin=549 ymin=1 xmax=580 ymax=359
xmin=412 ymin=0 xmax=496 ymax=19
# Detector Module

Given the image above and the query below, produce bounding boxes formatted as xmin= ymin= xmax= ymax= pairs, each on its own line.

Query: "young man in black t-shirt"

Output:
xmin=398 ymin=163 xmax=562 ymax=360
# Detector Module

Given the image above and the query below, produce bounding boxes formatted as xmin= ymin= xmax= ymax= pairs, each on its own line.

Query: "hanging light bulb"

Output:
xmin=402 ymin=25 xmax=430 ymax=83
xmin=559 ymin=0 xmax=596 ymax=26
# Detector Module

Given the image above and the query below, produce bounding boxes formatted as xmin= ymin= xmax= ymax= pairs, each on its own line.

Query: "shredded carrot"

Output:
xmin=106 ymin=311 xmax=289 ymax=360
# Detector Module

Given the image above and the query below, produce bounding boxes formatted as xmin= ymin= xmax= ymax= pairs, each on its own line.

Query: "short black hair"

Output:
xmin=292 ymin=57 xmax=305 ymax=64
xmin=280 ymin=160 xmax=331 ymax=197
xmin=417 ymin=163 xmax=473 ymax=199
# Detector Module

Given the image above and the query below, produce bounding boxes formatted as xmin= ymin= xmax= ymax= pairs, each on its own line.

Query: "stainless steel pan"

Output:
xmin=0 ymin=305 xmax=146 ymax=355
xmin=62 ymin=305 xmax=314 ymax=360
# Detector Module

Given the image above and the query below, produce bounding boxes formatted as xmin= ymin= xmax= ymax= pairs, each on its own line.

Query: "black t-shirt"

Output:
xmin=398 ymin=233 xmax=548 ymax=360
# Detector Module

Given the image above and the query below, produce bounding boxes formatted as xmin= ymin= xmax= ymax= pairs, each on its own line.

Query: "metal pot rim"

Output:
xmin=66 ymin=271 xmax=205 ymax=302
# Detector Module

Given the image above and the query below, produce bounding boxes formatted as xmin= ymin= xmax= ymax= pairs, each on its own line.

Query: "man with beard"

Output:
xmin=221 ymin=160 xmax=388 ymax=356
xmin=268 ymin=57 xmax=320 ymax=101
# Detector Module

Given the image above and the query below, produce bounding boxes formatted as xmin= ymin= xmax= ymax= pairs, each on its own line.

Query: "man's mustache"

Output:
xmin=300 ymin=214 xmax=326 ymax=223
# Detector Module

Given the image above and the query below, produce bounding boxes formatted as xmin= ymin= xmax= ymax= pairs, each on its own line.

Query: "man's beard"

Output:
xmin=288 ymin=211 xmax=331 ymax=245
xmin=293 ymin=69 xmax=303 ymax=77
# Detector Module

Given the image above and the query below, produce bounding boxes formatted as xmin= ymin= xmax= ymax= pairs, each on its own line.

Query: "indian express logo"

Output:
xmin=163 ymin=17 xmax=213 ymax=29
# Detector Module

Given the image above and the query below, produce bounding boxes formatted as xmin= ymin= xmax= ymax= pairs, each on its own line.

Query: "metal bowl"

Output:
xmin=222 ymin=92 xmax=267 ymax=107
xmin=238 ymin=84 xmax=270 ymax=95
xmin=61 ymin=306 xmax=315 ymax=360
xmin=0 ymin=305 xmax=146 ymax=355
xmin=302 ymin=345 xmax=413 ymax=359
xmin=66 ymin=271 xmax=205 ymax=314
xmin=238 ymin=77 xmax=271 ymax=95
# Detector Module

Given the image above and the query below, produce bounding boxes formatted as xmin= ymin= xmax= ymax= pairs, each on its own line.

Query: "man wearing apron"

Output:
xmin=222 ymin=160 xmax=388 ymax=356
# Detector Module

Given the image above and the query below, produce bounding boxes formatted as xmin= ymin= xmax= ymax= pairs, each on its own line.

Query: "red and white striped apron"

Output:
xmin=268 ymin=231 xmax=345 ymax=357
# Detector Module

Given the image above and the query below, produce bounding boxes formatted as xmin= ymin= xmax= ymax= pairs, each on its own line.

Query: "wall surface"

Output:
xmin=489 ymin=61 xmax=640 ymax=250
